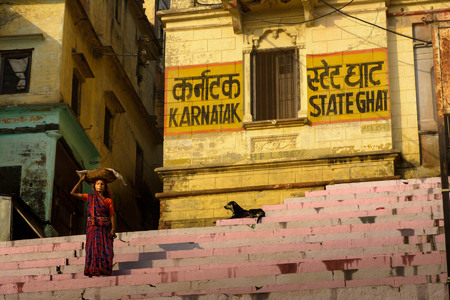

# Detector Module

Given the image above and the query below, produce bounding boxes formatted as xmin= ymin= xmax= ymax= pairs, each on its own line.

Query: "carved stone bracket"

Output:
xmin=301 ymin=0 xmax=317 ymax=27
xmin=249 ymin=26 xmax=301 ymax=48
xmin=222 ymin=0 xmax=242 ymax=34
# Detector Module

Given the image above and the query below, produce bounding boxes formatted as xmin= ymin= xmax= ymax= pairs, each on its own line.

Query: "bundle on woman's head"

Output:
xmin=76 ymin=168 xmax=127 ymax=186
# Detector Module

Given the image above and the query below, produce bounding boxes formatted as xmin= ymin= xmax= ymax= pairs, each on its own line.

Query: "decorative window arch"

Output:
xmin=242 ymin=26 xmax=307 ymax=125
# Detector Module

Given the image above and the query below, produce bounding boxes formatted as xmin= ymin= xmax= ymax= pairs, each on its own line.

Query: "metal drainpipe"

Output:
xmin=434 ymin=24 xmax=450 ymax=298
xmin=438 ymin=116 xmax=450 ymax=298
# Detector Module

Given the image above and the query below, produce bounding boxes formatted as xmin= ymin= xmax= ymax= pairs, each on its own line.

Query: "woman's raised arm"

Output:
xmin=70 ymin=174 xmax=86 ymax=200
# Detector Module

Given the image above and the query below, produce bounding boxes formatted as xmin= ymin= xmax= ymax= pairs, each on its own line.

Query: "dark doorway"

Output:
xmin=0 ymin=166 xmax=21 ymax=195
xmin=52 ymin=139 xmax=85 ymax=236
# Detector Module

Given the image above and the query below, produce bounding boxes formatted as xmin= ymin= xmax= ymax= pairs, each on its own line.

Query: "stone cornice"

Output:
xmin=156 ymin=174 xmax=401 ymax=199
xmin=157 ymin=5 xmax=227 ymax=26
xmin=158 ymin=0 xmax=392 ymax=31
xmin=156 ymin=149 xmax=400 ymax=176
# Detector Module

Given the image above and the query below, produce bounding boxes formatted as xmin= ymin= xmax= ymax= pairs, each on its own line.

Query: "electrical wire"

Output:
xmin=319 ymin=0 xmax=432 ymax=45
xmin=198 ymin=0 xmax=433 ymax=44
xmin=194 ymin=0 xmax=221 ymax=6
xmin=196 ymin=0 xmax=354 ymax=25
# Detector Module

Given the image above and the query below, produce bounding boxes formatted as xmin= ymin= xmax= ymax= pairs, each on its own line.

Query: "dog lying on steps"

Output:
xmin=224 ymin=201 xmax=265 ymax=223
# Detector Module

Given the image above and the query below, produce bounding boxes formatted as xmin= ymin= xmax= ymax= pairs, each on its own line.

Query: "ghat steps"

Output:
xmin=0 ymin=177 xmax=447 ymax=299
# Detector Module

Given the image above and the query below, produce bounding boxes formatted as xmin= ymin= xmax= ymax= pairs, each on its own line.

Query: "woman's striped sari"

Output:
xmin=83 ymin=192 xmax=114 ymax=276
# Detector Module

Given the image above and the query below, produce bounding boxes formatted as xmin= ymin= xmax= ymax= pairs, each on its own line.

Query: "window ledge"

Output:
xmin=0 ymin=33 xmax=44 ymax=40
xmin=242 ymin=117 xmax=308 ymax=130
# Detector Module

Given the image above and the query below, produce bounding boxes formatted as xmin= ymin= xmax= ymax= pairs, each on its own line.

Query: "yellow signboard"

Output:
xmin=165 ymin=62 xmax=243 ymax=135
xmin=307 ymin=48 xmax=390 ymax=125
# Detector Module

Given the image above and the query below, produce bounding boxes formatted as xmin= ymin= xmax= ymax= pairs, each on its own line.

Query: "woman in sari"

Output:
xmin=71 ymin=174 xmax=116 ymax=276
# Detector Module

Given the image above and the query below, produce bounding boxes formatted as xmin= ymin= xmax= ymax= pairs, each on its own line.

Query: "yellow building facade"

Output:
xmin=0 ymin=0 xmax=163 ymax=237
xmin=156 ymin=0 xmax=448 ymax=229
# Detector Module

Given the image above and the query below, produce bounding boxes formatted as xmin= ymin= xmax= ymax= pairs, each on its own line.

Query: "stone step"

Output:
xmin=0 ymin=177 xmax=446 ymax=299
xmin=305 ymin=181 xmax=441 ymax=197
xmin=263 ymin=199 xmax=442 ymax=217
xmin=0 ymin=216 xmax=443 ymax=275
xmin=323 ymin=177 xmax=443 ymax=191
xmin=10 ymin=224 xmax=440 ymax=277
xmin=0 ymin=250 xmax=445 ymax=297
xmin=9 ymin=224 xmax=441 ymax=279
xmin=4 ymin=251 xmax=443 ymax=285
xmin=100 ymin=241 xmax=446 ymax=271
xmin=2 ymin=278 xmax=446 ymax=300
xmin=1 ymin=248 xmax=445 ymax=283
xmin=43 ymin=233 xmax=449 ymax=268
xmin=111 ymin=279 xmax=447 ymax=300
xmin=2 ymin=213 xmax=442 ymax=262
xmin=0 ymin=224 xmax=247 ymax=251
xmin=218 ymin=207 xmax=442 ymax=226
xmin=284 ymin=187 xmax=442 ymax=204
xmin=1 ymin=187 xmax=441 ymax=257
xmin=261 ymin=207 xmax=441 ymax=225
xmin=265 ymin=193 xmax=441 ymax=212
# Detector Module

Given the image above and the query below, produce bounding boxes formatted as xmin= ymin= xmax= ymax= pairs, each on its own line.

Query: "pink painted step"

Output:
xmin=0 ymin=177 xmax=446 ymax=299
xmin=0 ymin=250 xmax=445 ymax=295
xmin=263 ymin=199 xmax=442 ymax=217
xmin=217 ymin=204 xmax=442 ymax=226
xmin=285 ymin=187 xmax=442 ymax=204
xmin=260 ymin=206 xmax=441 ymax=224
xmin=265 ymin=193 xmax=441 ymax=212
xmin=324 ymin=177 xmax=444 ymax=191
xmin=305 ymin=181 xmax=441 ymax=197
xmin=2 ymin=216 xmax=444 ymax=274
xmin=0 ymin=242 xmax=83 ymax=256
xmin=120 ymin=273 xmax=447 ymax=299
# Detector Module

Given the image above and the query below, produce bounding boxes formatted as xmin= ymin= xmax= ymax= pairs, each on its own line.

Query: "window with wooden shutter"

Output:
xmin=104 ymin=107 xmax=114 ymax=150
xmin=252 ymin=48 xmax=298 ymax=121
xmin=0 ymin=50 xmax=32 ymax=95
xmin=71 ymin=73 xmax=82 ymax=117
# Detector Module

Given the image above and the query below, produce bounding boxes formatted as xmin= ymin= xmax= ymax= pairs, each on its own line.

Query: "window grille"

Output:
xmin=252 ymin=48 xmax=298 ymax=121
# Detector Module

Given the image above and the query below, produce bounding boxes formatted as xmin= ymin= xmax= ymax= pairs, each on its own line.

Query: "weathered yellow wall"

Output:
xmin=160 ymin=187 xmax=311 ymax=228
xmin=157 ymin=0 xmax=450 ymax=229
xmin=84 ymin=0 xmax=159 ymax=117
xmin=0 ymin=1 xmax=159 ymax=233
xmin=162 ymin=2 xmax=393 ymax=167
xmin=0 ymin=0 xmax=65 ymax=105
xmin=386 ymin=1 xmax=439 ymax=178
xmin=58 ymin=1 xmax=163 ymax=230
xmin=156 ymin=0 xmax=410 ymax=229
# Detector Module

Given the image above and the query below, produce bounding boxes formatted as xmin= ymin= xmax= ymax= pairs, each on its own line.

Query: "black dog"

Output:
xmin=224 ymin=201 xmax=265 ymax=223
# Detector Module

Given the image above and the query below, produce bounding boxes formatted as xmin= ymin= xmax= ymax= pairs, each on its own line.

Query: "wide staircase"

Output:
xmin=0 ymin=177 xmax=448 ymax=299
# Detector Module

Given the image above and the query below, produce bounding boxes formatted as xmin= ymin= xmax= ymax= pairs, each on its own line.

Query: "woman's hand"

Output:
xmin=70 ymin=174 xmax=87 ymax=199
xmin=109 ymin=229 xmax=116 ymax=239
